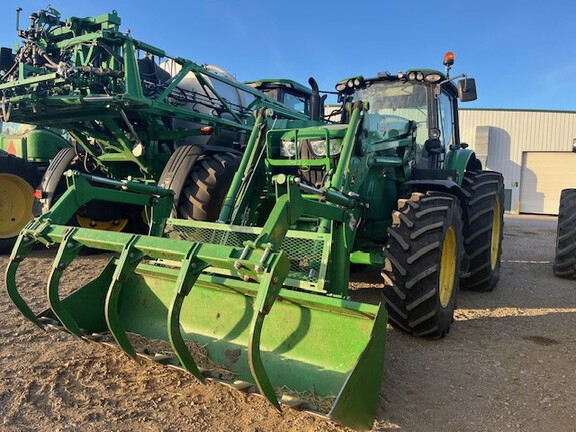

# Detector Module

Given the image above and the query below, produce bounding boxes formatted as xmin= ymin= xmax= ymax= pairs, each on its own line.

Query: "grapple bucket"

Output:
xmin=6 ymin=218 xmax=386 ymax=430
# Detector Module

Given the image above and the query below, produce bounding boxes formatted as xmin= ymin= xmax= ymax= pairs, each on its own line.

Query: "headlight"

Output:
xmin=329 ymin=139 xmax=343 ymax=156
xmin=309 ymin=140 xmax=327 ymax=156
xmin=280 ymin=140 xmax=296 ymax=157
xmin=408 ymin=71 xmax=424 ymax=81
xmin=308 ymin=139 xmax=343 ymax=157
xmin=425 ymin=73 xmax=442 ymax=83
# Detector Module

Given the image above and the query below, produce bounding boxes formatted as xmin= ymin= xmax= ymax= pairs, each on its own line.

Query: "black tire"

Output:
xmin=553 ymin=188 xmax=576 ymax=278
xmin=41 ymin=149 xmax=147 ymax=234
xmin=39 ymin=147 xmax=76 ymax=213
xmin=0 ymin=153 xmax=42 ymax=253
xmin=158 ymin=145 xmax=205 ymax=217
xmin=383 ymin=192 xmax=463 ymax=338
xmin=460 ymin=170 xmax=504 ymax=291
xmin=179 ymin=152 xmax=241 ymax=221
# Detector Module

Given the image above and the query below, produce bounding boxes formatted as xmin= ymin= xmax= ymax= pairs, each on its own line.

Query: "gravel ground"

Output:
xmin=1 ymin=214 xmax=575 ymax=431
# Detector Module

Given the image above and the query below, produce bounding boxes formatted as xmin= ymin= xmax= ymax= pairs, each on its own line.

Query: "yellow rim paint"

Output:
xmin=0 ymin=173 xmax=35 ymax=238
xmin=439 ymin=226 xmax=457 ymax=308
xmin=490 ymin=198 xmax=502 ymax=270
xmin=76 ymin=215 xmax=129 ymax=232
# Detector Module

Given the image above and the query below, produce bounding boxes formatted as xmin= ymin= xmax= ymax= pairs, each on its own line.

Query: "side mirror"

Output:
xmin=458 ymin=78 xmax=477 ymax=102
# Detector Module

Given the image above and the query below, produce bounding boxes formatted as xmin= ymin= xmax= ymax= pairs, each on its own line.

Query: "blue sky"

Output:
xmin=1 ymin=1 xmax=575 ymax=111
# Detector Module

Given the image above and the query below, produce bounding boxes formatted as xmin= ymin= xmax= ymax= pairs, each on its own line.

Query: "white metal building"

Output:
xmin=459 ymin=109 xmax=576 ymax=215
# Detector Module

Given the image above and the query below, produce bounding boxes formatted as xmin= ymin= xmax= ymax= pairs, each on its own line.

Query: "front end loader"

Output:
xmin=5 ymin=54 xmax=504 ymax=429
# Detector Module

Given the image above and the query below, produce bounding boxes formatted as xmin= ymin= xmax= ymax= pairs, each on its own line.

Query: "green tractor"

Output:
xmin=0 ymin=7 xmax=319 ymax=246
xmin=5 ymin=47 xmax=504 ymax=430
xmin=0 ymin=123 xmax=69 ymax=252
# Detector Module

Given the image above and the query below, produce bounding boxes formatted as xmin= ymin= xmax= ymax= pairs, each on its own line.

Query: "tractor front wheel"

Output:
xmin=553 ymin=188 xmax=576 ymax=278
xmin=383 ymin=192 xmax=463 ymax=338
xmin=0 ymin=153 xmax=42 ymax=253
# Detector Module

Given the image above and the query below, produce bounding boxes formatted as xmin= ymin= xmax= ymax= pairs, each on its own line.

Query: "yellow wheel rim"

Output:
xmin=439 ymin=226 xmax=457 ymax=308
xmin=0 ymin=173 xmax=35 ymax=239
xmin=76 ymin=215 xmax=129 ymax=232
xmin=490 ymin=198 xmax=502 ymax=270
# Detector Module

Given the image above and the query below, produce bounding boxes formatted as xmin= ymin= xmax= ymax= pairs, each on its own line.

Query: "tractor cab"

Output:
xmin=336 ymin=52 xmax=477 ymax=173
xmin=247 ymin=78 xmax=324 ymax=120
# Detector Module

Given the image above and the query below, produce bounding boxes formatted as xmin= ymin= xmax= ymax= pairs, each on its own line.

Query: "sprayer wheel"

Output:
xmin=41 ymin=148 xmax=145 ymax=236
xmin=460 ymin=170 xmax=504 ymax=291
xmin=179 ymin=152 xmax=241 ymax=221
xmin=553 ymin=188 xmax=576 ymax=278
xmin=0 ymin=153 xmax=42 ymax=253
xmin=383 ymin=192 xmax=463 ymax=338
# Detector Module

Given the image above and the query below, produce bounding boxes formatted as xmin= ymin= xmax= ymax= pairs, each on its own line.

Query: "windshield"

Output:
xmin=282 ymin=90 xmax=310 ymax=115
xmin=352 ymin=81 xmax=428 ymax=143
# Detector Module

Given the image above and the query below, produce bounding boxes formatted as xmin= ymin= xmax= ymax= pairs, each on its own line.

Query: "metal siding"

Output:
xmin=520 ymin=152 xmax=576 ymax=214
xmin=459 ymin=109 xmax=576 ymax=213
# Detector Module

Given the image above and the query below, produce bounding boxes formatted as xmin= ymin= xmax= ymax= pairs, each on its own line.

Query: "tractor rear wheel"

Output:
xmin=553 ymin=188 xmax=576 ymax=278
xmin=460 ymin=170 xmax=504 ymax=291
xmin=383 ymin=192 xmax=463 ymax=338
xmin=0 ymin=153 xmax=42 ymax=253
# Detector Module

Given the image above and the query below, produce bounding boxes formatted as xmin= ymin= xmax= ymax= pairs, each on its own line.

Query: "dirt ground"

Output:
xmin=1 ymin=215 xmax=575 ymax=432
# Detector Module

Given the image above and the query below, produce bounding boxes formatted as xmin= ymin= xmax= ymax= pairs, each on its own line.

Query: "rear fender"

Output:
xmin=40 ymin=147 xmax=76 ymax=211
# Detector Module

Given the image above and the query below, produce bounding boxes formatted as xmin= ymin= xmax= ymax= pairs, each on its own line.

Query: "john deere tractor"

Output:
xmin=6 ymin=49 xmax=504 ymax=429
xmin=0 ymin=7 xmax=320 ymax=248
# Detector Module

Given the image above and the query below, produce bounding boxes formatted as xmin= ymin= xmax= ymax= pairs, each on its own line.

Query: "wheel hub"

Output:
xmin=0 ymin=173 xmax=34 ymax=239
xmin=76 ymin=215 xmax=129 ymax=232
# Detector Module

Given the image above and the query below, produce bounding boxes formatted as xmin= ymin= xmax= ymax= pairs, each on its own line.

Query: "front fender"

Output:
xmin=445 ymin=148 xmax=475 ymax=186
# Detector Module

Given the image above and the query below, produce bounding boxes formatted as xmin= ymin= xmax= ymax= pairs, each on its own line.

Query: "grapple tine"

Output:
xmin=4 ymin=232 xmax=44 ymax=330
xmin=248 ymin=313 xmax=280 ymax=411
xmin=104 ymin=235 xmax=145 ymax=360
xmin=247 ymin=251 xmax=290 ymax=412
xmin=46 ymin=228 xmax=84 ymax=338
xmin=167 ymin=244 xmax=207 ymax=382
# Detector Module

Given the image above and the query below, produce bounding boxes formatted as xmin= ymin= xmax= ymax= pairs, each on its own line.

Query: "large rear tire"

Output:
xmin=179 ymin=153 xmax=240 ymax=221
xmin=553 ymin=188 xmax=576 ymax=278
xmin=383 ymin=192 xmax=463 ymax=338
xmin=159 ymin=145 xmax=241 ymax=221
xmin=0 ymin=153 xmax=42 ymax=253
xmin=460 ymin=170 xmax=504 ymax=291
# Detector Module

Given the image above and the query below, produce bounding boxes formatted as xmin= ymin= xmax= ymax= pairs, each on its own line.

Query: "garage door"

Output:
xmin=520 ymin=152 xmax=576 ymax=214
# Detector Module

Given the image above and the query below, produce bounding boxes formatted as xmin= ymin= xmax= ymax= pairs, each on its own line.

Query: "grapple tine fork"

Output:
xmin=167 ymin=244 xmax=208 ymax=382
xmin=247 ymin=248 xmax=290 ymax=411
xmin=5 ymin=226 xmax=48 ymax=330
xmin=46 ymin=227 xmax=85 ymax=338
xmin=104 ymin=234 xmax=146 ymax=360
